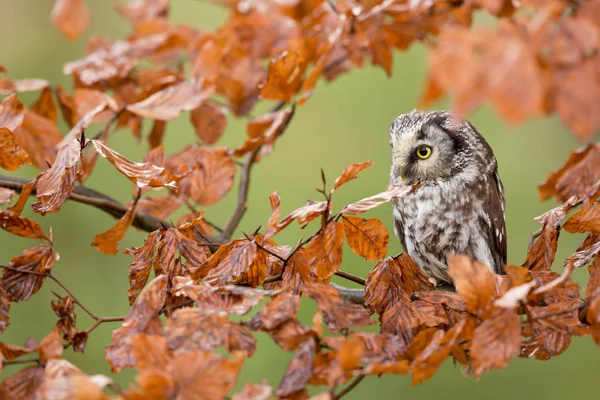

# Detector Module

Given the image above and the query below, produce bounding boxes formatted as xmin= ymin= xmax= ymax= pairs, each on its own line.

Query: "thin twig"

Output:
xmin=334 ymin=270 xmax=366 ymax=285
xmin=84 ymin=316 xmax=126 ymax=334
xmin=330 ymin=283 xmax=365 ymax=305
xmin=48 ymin=273 xmax=99 ymax=320
xmin=334 ymin=375 xmax=365 ymax=399
xmin=0 ymin=175 xmax=171 ymax=233
xmin=2 ymin=358 xmax=42 ymax=367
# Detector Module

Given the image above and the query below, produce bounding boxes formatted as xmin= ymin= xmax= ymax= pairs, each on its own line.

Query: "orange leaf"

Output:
xmin=333 ymin=161 xmax=374 ymax=191
xmin=127 ymin=80 xmax=213 ymax=120
xmin=232 ymin=382 xmax=272 ymax=400
xmin=275 ymin=339 xmax=315 ymax=398
xmin=564 ymin=202 xmax=600 ymax=234
xmin=470 ymin=308 xmax=521 ymax=377
xmin=51 ymin=0 xmax=90 ymax=40
xmin=190 ymin=102 xmax=227 ymax=145
xmin=0 ymin=94 xmax=25 ymax=132
xmin=0 ymin=211 xmax=47 ymax=240
xmin=1 ymin=245 xmax=59 ymax=302
xmin=125 ymin=229 xmax=163 ymax=305
xmin=0 ymin=127 xmax=31 ymax=171
xmin=261 ymin=50 xmax=308 ymax=102
xmin=204 ymin=238 xmax=267 ymax=287
xmin=448 ymin=255 xmax=496 ymax=317
xmin=305 ymin=221 xmax=345 ymax=282
xmin=342 ymin=216 xmax=388 ymax=261
xmin=0 ymin=365 xmax=45 ymax=399
xmin=30 ymin=87 xmax=58 ymax=124
xmin=14 ymin=109 xmax=62 ymax=169
xmin=91 ymin=199 xmax=138 ymax=255
xmin=32 ymin=139 xmax=81 ymax=215
xmin=92 ymin=140 xmax=176 ymax=190
xmin=39 ymin=330 xmax=64 ymax=363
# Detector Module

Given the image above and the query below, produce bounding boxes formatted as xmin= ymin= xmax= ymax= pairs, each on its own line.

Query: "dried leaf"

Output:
xmin=245 ymin=293 xmax=300 ymax=331
xmin=190 ymin=102 xmax=227 ymax=144
xmin=204 ymin=238 xmax=267 ymax=287
xmin=564 ymin=202 xmax=600 ymax=234
xmin=106 ymin=275 xmax=166 ymax=372
xmin=0 ymin=365 xmax=44 ymax=400
xmin=92 ymin=198 xmax=137 ymax=255
xmin=470 ymin=308 xmax=521 ymax=377
xmin=51 ymin=0 xmax=90 ymax=40
xmin=341 ymin=185 xmax=416 ymax=215
xmin=0 ymin=211 xmax=47 ymax=240
xmin=333 ymin=161 xmax=374 ymax=191
xmin=39 ymin=330 xmax=63 ymax=362
xmin=342 ymin=216 xmax=388 ymax=261
xmin=127 ymin=80 xmax=213 ymax=120
xmin=92 ymin=140 xmax=176 ymax=190
xmin=305 ymin=221 xmax=344 ymax=282
xmin=126 ymin=229 xmax=162 ymax=305
xmin=448 ymin=255 xmax=496 ymax=317
xmin=276 ymin=339 xmax=315 ymax=398
xmin=261 ymin=50 xmax=308 ymax=102
xmin=0 ymin=127 xmax=31 ymax=171
xmin=0 ymin=287 xmax=10 ymax=334
xmin=32 ymin=139 xmax=81 ymax=215
xmin=1 ymin=245 xmax=59 ymax=302
xmin=232 ymin=382 xmax=272 ymax=400
xmin=30 ymin=87 xmax=57 ymax=124
xmin=303 ymin=283 xmax=374 ymax=333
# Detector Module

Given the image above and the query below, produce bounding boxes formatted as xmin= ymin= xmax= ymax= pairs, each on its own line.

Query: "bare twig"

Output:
xmin=334 ymin=375 xmax=365 ymax=399
xmin=0 ymin=175 xmax=171 ymax=233
xmin=330 ymin=282 xmax=365 ymax=305
xmin=2 ymin=358 xmax=42 ymax=367
xmin=334 ymin=270 xmax=366 ymax=285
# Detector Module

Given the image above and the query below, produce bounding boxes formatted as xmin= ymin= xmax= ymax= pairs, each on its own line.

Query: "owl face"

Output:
xmin=389 ymin=110 xmax=469 ymax=185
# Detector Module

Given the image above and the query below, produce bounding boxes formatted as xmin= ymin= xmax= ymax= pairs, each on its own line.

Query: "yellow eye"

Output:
xmin=416 ymin=145 xmax=432 ymax=159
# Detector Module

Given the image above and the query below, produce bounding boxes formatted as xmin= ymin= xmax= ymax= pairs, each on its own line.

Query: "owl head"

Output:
xmin=388 ymin=110 xmax=491 ymax=186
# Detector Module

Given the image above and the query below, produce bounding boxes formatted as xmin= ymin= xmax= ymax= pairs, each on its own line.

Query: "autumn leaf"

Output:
xmin=271 ymin=199 xmax=329 ymax=236
xmin=0 ymin=287 xmax=9 ymax=334
xmin=31 ymin=139 xmax=81 ymax=215
xmin=0 ymin=211 xmax=47 ymax=240
xmin=39 ymin=329 xmax=64 ymax=363
xmin=261 ymin=49 xmax=308 ymax=102
xmin=127 ymin=79 xmax=213 ymax=120
xmin=186 ymin=147 xmax=236 ymax=206
xmin=564 ymin=202 xmax=600 ymax=234
xmin=190 ymin=102 xmax=227 ymax=145
xmin=276 ymin=339 xmax=315 ymax=398
xmin=0 ymin=128 xmax=31 ymax=171
xmin=126 ymin=229 xmax=163 ymax=305
xmin=92 ymin=139 xmax=176 ymax=190
xmin=51 ymin=0 xmax=90 ymax=40
xmin=448 ymin=255 xmax=497 ymax=317
xmin=0 ymin=94 xmax=25 ymax=132
xmin=92 ymin=197 xmax=138 ymax=255
xmin=342 ymin=216 xmax=388 ymax=261
xmin=305 ymin=221 xmax=344 ymax=282
xmin=333 ymin=161 xmax=374 ymax=191
xmin=0 ymin=365 xmax=45 ymax=400
xmin=365 ymin=254 xmax=433 ymax=316
xmin=106 ymin=275 xmax=166 ymax=372
xmin=30 ymin=87 xmax=58 ymax=124
xmin=204 ymin=238 xmax=267 ymax=287
xmin=1 ymin=245 xmax=59 ymax=302
xmin=470 ymin=308 xmax=521 ymax=377
xmin=341 ymin=185 xmax=416 ymax=215
xmin=303 ymin=283 xmax=374 ymax=333
xmin=232 ymin=382 xmax=272 ymax=400
xmin=166 ymin=308 xmax=256 ymax=355
xmin=245 ymin=293 xmax=300 ymax=331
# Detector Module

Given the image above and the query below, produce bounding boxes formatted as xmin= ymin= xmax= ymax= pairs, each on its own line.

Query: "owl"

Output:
xmin=389 ymin=110 xmax=507 ymax=285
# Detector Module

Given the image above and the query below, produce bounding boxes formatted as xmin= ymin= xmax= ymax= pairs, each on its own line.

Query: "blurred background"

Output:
xmin=0 ymin=0 xmax=598 ymax=398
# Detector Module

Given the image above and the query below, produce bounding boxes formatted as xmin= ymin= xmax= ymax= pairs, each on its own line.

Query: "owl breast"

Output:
xmin=392 ymin=179 xmax=496 ymax=284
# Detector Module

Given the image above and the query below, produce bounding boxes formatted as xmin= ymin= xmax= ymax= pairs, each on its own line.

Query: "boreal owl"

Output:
xmin=389 ymin=110 xmax=506 ymax=285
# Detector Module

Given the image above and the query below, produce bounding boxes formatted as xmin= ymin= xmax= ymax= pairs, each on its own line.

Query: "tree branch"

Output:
xmin=330 ymin=282 xmax=365 ymax=305
xmin=0 ymin=175 xmax=171 ymax=233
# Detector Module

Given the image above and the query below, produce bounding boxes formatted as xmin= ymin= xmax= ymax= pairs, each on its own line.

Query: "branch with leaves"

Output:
xmin=0 ymin=0 xmax=600 ymax=399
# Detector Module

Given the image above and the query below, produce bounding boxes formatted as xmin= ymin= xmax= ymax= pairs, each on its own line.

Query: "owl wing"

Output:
xmin=484 ymin=170 xmax=507 ymax=274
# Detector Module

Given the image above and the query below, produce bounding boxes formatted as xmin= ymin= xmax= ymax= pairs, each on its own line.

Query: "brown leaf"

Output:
xmin=276 ymin=339 xmax=315 ymax=398
xmin=380 ymin=296 xmax=422 ymax=349
xmin=245 ymin=293 xmax=300 ymax=331
xmin=1 ymin=245 xmax=59 ymax=302
xmin=273 ymin=200 xmax=328 ymax=236
xmin=30 ymin=87 xmax=57 ymax=124
xmin=232 ymin=382 xmax=272 ymax=400
xmin=31 ymin=139 xmax=81 ymax=215
xmin=166 ymin=308 xmax=256 ymax=356
xmin=0 ymin=79 xmax=49 ymax=95
xmin=7 ymin=182 xmax=34 ymax=215
xmin=14 ymin=109 xmax=62 ymax=169
xmin=237 ymin=109 xmax=294 ymax=158
xmin=587 ymin=288 xmax=600 ymax=347
xmin=204 ymin=238 xmax=267 ymax=287
xmin=74 ymin=88 xmax=118 ymax=124
xmin=116 ymin=0 xmax=169 ymax=22
xmin=0 ymin=94 xmax=24 ymax=132
xmin=51 ymin=0 xmax=90 ymax=40
xmin=0 ymin=365 xmax=44 ymax=400
xmin=342 ymin=216 xmax=388 ymax=261
xmin=470 ymin=308 xmax=521 ymax=377
xmin=185 ymin=147 xmax=236 ymax=206
xmin=341 ymin=185 xmax=416 ymax=215
xmin=264 ymin=191 xmax=282 ymax=239
xmin=564 ymin=202 xmax=600 ymax=234
xmin=303 ymin=283 xmax=374 ymax=333
xmin=137 ymin=194 xmax=184 ymax=220
xmin=39 ymin=359 xmax=111 ymax=399
xmin=521 ymin=328 xmax=572 ymax=360
xmin=523 ymin=225 xmax=559 ymax=272
xmin=333 ymin=161 xmax=374 ymax=191
xmin=106 ymin=275 xmax=166 ymax=372
xmin=0 ymin=286 xmax=10 ymax=334
xmin=131 ymin=333 xmax=170 ymax=372
xmin=448 ymin=255 xmax=496 ymax=317
xmin=0 ymin=188 xmax=14 ymax=205
xmin=154 ymin=227 xmax=211 ymax=280
xmin=127 ymin=80 xmax=213 ymax=120
xmin=410 ymin=318 xmax=466 ymax=384
xmin=126 ymin=229 xmax=163 ymax=305
xmin=176 ymin=282 xmax=265 ymax=316
xmin=305 ymin=221 xmax=344 ymax=282
xmin=0 ymin=211 xmax=47 ymax=240
xmin=92 ymin=198 xmax=137 ymax=255
xmin=365 ymin=254 xmax=434 ymax=316
xmin=0 ymin=128 xmax=31 ymax=171
xmin=538 ymin=145 xmax=600 ymax=202
xmin=190 ymin=102 xmax=227 ymax=145
xmin=92 ymin=139 xmax=176 ymax=190
xmin=39 ymin=330 xmax=63 ymax=363
xmin=170 ymin=350 xmax=244 ymax=400
xmin=261 ymin=49 xmax=308 ymax=102
xmin=55 ymin=86 xmax=77 ymax=128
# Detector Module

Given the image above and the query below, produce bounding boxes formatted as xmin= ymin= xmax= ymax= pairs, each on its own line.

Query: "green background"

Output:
xmin=0 ymin=0 xmax=598 ymax=398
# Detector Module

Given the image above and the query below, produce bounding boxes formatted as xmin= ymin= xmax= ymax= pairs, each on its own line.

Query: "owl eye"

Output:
xmin=416 ymin=145 xmax=432 ymax=159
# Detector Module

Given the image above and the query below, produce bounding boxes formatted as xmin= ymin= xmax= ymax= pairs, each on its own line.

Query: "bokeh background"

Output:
xmin=1 ymin=0 xmax=598 ymax=398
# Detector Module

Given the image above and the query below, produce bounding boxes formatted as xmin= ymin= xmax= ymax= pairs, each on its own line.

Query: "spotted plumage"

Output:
xmin=389 ymin=110 xmax=506 ymax=285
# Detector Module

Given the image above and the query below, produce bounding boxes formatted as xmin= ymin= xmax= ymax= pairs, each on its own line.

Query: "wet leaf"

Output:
xmin=204 ymin=238 xmax=267 ymax=287
xmin=126 ymin=230 xmax=163 ymax=305
xmin=1 ymin=245 xmax=59 ymax=302
xmin=0 ymin=211 xmax=46 ymax=240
